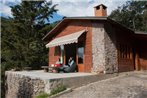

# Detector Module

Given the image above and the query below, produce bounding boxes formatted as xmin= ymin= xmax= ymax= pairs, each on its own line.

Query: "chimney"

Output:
xmin=94 ymin=4 xmax=107 ymax=17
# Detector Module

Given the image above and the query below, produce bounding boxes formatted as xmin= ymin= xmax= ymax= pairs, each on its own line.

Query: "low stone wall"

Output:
xmin=5 ymin=71 xmax=101 ymax=98
xmin=5 ymin=71 xmax=48 ymax=98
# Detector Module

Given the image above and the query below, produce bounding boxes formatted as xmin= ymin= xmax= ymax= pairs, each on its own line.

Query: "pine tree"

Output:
xmin=1 ymin=1 xmax=58 ymax=97
xmin=9 ymin=0 xmax=58 ymax=69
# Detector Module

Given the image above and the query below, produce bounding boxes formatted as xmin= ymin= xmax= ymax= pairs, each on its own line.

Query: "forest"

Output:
xmin=1 ymin=1 xmax=147 ymax=98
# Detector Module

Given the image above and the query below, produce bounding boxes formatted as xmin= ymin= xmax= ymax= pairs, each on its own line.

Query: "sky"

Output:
xmin=0 ymin=0 xmax=128 ymax=23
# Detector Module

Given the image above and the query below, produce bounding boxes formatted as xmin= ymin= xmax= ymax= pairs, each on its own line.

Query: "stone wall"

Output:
xmin=5 ymin=71 xmax=57 ymax=98
xmin=92 ymin=22 xmax=118 ymax=73
xmin=104 ymin=23 xmax=118 ymax=73
xmin=5 ymin=71 xmax=101 ymax=98
xmin=92 ymin=23 xmax=106 ymax=73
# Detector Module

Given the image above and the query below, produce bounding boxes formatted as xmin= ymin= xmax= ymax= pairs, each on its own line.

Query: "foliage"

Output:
xmin=109 ymin=1 xmax=147 ymax=31
xmin=1 ymin=0 xmax=58 ymax=98
xmin=35 ymin=92 xmax=49 ymax=98
xmin=2 ymin=0 xmax=58 ymax=70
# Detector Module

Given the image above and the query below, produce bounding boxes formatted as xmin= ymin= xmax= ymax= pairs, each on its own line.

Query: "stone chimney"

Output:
xmin=94 ymin=4 xmax=107 ymax=17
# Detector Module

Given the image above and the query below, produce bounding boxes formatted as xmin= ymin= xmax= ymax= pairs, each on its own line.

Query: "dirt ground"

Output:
xmin=56 ymin=71 xmax=147 ymax=98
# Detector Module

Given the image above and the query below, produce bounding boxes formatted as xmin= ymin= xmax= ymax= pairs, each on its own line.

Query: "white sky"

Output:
xmin=52 ymin=0 xmax=128 ymax=17
xmin=0 ymin=0 xmax=128 ymax=18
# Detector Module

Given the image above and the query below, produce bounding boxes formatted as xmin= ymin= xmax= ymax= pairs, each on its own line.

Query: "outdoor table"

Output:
xmin=48 ymin=66 xmax=59 ymax=73
xmin=41 ymin=65 xmax=61 ymax=73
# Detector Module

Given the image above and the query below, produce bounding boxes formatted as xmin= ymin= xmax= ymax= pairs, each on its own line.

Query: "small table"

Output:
xmin=48 ymin=66 xmax=59 ymax=73
xmin=41 ymin=66 xmax=60 ymax=73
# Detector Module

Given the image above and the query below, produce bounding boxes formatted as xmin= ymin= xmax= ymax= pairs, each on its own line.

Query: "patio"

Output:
xmin=7 ymin=70 xmax=111 ymax=98
xmin=6 ymin=70 xmax=121 ymax=98
xmin=8 ymin=70 xmax=96 ymax=79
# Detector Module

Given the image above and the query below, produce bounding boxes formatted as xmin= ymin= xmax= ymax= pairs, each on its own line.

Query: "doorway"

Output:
xmin=64 ymin=43 xmax=85 ymax=72
xmin=65 ymin=44 xmax=76 ymax=65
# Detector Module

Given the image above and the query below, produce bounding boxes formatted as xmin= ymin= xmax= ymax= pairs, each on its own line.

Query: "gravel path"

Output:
xmin=56 ymin=72 xmax=147 ymax=98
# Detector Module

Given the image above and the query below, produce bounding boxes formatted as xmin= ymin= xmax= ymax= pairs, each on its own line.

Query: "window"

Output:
xmin=54 ymin=46 xmax=64 ymax=63
xmin=78 ymin=43 xmax=84 ymax=64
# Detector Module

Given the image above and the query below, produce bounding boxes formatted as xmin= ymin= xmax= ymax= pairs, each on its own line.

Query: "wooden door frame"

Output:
xmin=63 ymin=42 xmax=85 ymax=72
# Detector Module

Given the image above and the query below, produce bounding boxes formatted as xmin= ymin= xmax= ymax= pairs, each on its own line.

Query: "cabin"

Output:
xmin=43 ymin=4 xmax=147 ymax=73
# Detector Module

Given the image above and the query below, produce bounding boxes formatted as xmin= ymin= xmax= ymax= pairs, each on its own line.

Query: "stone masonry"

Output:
xmin=104 ymin=23 xmax=118 ymax=73
xmin=92 ymin=23 xmax=106 ymax=73
xmin=5 ymin=71 xmax=62 ymax=98
xmin=5 ymin=71 xmax=100 ymax=98
xmin=92 ymin=22 xmax=118 ymax=73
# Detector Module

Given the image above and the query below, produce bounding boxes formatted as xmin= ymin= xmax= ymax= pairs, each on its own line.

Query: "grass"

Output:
xmin=35 ymin=92 xmax=49 ymax=98
xmin=35 ymin=85 xmax=66 ymax=98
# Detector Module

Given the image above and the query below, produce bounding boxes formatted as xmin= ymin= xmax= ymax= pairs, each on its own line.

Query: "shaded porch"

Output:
xmin=46 ymin=30 xmax=90 ymax=72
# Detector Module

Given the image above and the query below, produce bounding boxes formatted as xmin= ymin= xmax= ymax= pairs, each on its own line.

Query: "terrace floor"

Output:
xmin=8 ymin=70 xmax=97 ymax=79
xmin=6 ymin=70 xmax=132 ymax=98
xmin=7 ymin=70 xmax=119 ymax=90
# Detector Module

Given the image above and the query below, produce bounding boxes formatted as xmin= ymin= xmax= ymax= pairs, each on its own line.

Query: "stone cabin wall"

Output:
xmin=91 ymin=21 xmax=118 ymax=73
xmin=104 ymin=23 xmax=118 ymax=73
xmin=48 ymin=20 xmax=134 ymax=73
xmin=49 ymin=20 xmax=119 ymax=73
xmin=92 ymin=23 xmax=106 ymax=73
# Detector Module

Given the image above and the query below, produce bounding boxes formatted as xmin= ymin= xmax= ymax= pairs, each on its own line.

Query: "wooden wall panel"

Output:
xmin=137 ymin=41 xmax=147 ymax=70
xmin=115 ymin=27 xmax=135 ymax=72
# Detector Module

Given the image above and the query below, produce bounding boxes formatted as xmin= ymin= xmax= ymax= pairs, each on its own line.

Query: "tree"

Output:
xmin=109 ymin=1 xmax=147 ymax=31
xmin=1 ymin=1 xmax=58 ymax=97
xmin=9 ymin=0 xmax=57 ymax=69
